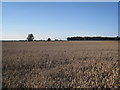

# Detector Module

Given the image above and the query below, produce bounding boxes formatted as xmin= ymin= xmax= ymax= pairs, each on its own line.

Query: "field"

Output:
xmin=2 ymin=41 xmax=119 ymax=88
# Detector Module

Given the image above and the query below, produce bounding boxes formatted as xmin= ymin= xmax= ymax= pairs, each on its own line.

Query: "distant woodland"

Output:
xmin=67 ymin=36 xmax=120 ymax=41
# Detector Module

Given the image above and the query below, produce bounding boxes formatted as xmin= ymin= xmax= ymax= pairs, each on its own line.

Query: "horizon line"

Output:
xmin=1 ymin=35 xmax=119 ymax=41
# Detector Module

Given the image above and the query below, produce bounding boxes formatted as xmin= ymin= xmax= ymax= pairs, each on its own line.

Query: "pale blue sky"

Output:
xmin=2 ymin=2 xmax=118 ymax=40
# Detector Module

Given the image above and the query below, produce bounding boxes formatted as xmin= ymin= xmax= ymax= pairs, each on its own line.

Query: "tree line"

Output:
xmin=27 ymin=34 xmax=120 ymax=41
xmin=67 ymin=36 xmax=120 ymax=41
xmin=2 ymin=34 xmax=119 ymax=42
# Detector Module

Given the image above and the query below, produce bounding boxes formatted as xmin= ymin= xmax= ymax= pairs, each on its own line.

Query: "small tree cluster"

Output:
xmin=26 ymin=34 xmax=53 ymax=41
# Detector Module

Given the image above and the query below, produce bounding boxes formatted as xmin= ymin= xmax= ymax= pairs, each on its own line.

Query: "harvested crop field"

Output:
xmin=2 ymin=41 xmax=119 ymax=88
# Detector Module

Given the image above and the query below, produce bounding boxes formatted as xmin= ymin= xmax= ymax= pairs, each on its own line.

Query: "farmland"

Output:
xmin=2 ymin=41 xmax=119 ymax=88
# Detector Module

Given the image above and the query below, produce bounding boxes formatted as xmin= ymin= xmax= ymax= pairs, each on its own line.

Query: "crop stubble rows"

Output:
xmin=2 ymin=41 xmax=119 ymax=88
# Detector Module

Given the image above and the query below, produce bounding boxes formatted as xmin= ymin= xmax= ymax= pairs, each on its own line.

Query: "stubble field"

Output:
xmin=2 ymin=41 xmax=119 ymax=88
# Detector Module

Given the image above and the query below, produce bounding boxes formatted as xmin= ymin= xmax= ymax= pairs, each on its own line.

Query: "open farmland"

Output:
xmin=2 ymin=41 xmax=119 ymax=88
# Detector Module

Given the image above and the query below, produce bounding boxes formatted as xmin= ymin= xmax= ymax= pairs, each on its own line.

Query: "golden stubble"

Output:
xmin=2 ymin=41 xmax=119 ymax=88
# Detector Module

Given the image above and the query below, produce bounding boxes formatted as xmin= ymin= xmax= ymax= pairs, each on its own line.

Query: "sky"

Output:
xmin=2 ymin=2 xmax=118 ymax=40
